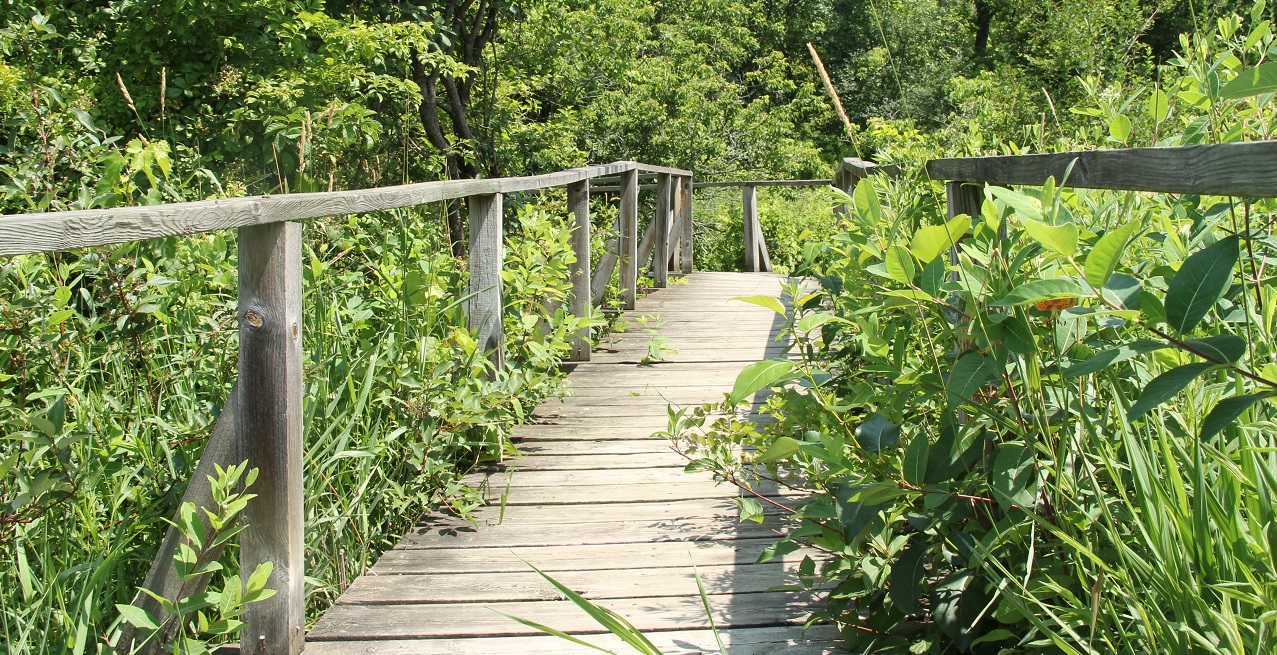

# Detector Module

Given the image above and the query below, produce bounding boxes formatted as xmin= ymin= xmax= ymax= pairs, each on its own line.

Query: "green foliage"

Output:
xmin=113 ymin=462 xmax=275 ymax=654
xmin=670 ymin=11 xmax=1277 ymax=653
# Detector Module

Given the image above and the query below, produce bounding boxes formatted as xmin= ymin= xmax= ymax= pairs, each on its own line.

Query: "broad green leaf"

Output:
xmin=1023 ymin=220 xmax=1078 ymax=257
xmin=1103 ymin=273 xmax=1143 ymax=310
xmin=1085 ymin=221 xmax=1141 ymax=288
xmin=729 ymin=360 xmax=794 ymax=404
xmin=889 ymin=539 xmax=928 ymax=613
xmin=115 ymin=604 xmax=161 ymax=631
xmin=1108 ymin=114 xmax=1132 ymax=142
xmin=920 ymin=257 xmax=946 ymax=297
xmin=1147 ymin=88 xmax=1170 ymax=121
xmin=990 ymin=187 xmax=1043 ymax=222
xmin=990 ymin=278 xmax=1082 ymax=307
xmin=736 ymin=497 xmax=765 ymax=523
xmin=933 ymin=570 xmax=986 ymax=651
xmin=731 ymin=295 xmax=786 ymax=315
xmin=901 ymin=433 xmax=928 ymax=486
xmin=757 ymin=539 xmax=802 ymax=563
xmin=1184 ymin=334 xmax=1247 ymax=364
xmin=1165 ymin=236 xmax=1239 ymax=334
xmin=855 ymin=414 xmax=901 ymax=452
xmin=1200 ymin=393 xmax=1273 ymax=441
xmin=910 ymin=215 xmax=971 ymax=264
xmin=1129 ymin=363 xmax=1214 ymax=420
xmin=1062 ymin=339 xmax=1169 ymax=378
xmin=947 ymin=353 xmax=995 ymax=405
xmin=847 ymin=481 xmax=910 ymax=505
xmin=991 ymin=444 xmax=1036 ymax=511
xmin=884 ymin=245 xmax=916 ymax=284
xmin=757 ymin=436 xmax=801 ymax=463
xmin=853 ymin=178 xmax=882 ymax=225
xmin=794 ymin=313 xmax=843 ymax=334
xmin=1221 ymin=61 xmax=1277 ymax=98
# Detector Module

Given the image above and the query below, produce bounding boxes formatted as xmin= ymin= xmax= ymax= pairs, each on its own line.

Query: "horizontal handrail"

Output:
xmin=0 ymin=160 xmax=691 ymax=257
xmin=694 ymin=179 xmax=832 ymax=188
xmin=927 ymin=139 xmax=1277 ymax=198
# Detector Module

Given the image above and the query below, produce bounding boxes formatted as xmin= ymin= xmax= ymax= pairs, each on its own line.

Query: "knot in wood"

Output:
xmin=244 ymin=310 xmax=265 ymax=329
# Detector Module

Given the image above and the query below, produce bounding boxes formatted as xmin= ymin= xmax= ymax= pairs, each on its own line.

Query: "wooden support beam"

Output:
xmin=653 ymin=173 xmax=672 ymax=288
xmin=742 ymin=185 xmax=759 ymax=272
xmin=567 ymin=181 xmax=591 ymax=361
xmin=237 ymin=222 xmax=305 ymax=655
xmin=591 ymin=236 xmax=619 ymax=307
xmin=468 ymin=194 xmax=504 ymax=371
xmin=619 ymin=170 xmax=639 ymax=309
xmin=120 ymin=384 xmax=240 ymax=654
xmin=680 ymin=175 xmax=694 ymax=274
xmin=754 ymin=215 xmax=773 ymax=273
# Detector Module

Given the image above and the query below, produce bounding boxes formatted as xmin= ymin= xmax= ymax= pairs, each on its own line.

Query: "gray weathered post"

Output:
xmin=468 ymin=193 xmax=504 ymax=370
xmin=619 ymin=169 xmax=639 ymax=309
xmin=237 ymin=222 xmax=305 ymax=655
xmin=945 ymin=181 xmax=981 ymax=281
xmin=653 ymin=173 xmax=672 ymax=288
xmin=567 ymin=181 xmax=591 ymax=361
xmin=680 ymin=175 xmax=694 ymax=274
xmin=742 ymin=185 xmax=759 ymax=272
xmin=835 ymin=163 xmax=857 ymax=218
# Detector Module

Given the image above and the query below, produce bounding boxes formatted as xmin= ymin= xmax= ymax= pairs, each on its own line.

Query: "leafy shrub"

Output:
xmin=672 ymin=9 xmax=1277 ymax=654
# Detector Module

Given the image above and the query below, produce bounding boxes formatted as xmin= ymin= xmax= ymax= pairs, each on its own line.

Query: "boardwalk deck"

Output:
xmin=306 ymin=272 xmax=842 ymax=654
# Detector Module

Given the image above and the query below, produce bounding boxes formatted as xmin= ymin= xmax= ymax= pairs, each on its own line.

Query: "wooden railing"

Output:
xmin=0 ymin=160 xmax=691 ymax=654
xmin=926 ymin=140 xmax=1277 ymax=247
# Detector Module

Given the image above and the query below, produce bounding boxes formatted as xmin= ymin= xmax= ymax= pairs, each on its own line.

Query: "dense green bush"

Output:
xmin=0 ymin=195 xmax=602 ymax=651
xmin=672 ymin=9 xmax=1277 ymax=654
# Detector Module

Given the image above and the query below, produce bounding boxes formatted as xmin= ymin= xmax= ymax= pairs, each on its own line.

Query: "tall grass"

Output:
xmin=0 ymin=197 xmax=596 ymax=652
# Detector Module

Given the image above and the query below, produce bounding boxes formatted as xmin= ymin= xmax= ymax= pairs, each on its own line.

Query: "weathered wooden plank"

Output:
xmin=395 ymin=514 xmax=790 ymax=550
xmin=694 ymin=179 xmax=833 ymax=188
xmin=237 ymin=222 xmax=304 ymax=654
xmin=926 ymin=140 xmax=1277 ymax=197
xmin=308 ymin=591 xmax=820 ymax=640
xmin=742 ymin=185 xmax=759 ymax=272
xmin=467 ymin=193 xmax=504 ymax=370
xmin=567 ymin=181 xmax=591 ymax=361
xmin=0 ymin=162 xmax=641 ymax=257
xmin=441 ymin=496 xmax=797 ymax=527
xmin=635 ymin=162 xmax=695 ymax=176
xmin=485 ymin=480 xmax=787 ymax=506
xmin=619 ymin=169 xmax=639 ymax=309
xmin=334 ymin=561 xmax=811 ymax=604
xmin=304 ymin=625 xmax=842 ymax=655
xmin=370 ymin=537 xmax=799 ymax=574
xmin=468 ymin=465 xmax=734 ymax=488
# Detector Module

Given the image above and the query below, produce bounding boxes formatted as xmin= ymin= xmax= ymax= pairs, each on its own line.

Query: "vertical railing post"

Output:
xmin=468 ymin=193 xmax=504 ymax=371
xmin=653 ymin=172 xmax=671 ymax=288
xmin=567 ymin=181 xmax=591 ymax=361
xmin=742 ymin=184 xmax=759 ymax=272
xmin=680 ymin=175 xmax=694 ymax=274
xmin=619 ymin=169 xmax=639 ymax=309
xmin=237 ymin=222 xmax=304 ymax=655
xmin=835 ymin=161 xmax=858 ymax=218
xmin=945 ymin=181 xmax=981 ymax=280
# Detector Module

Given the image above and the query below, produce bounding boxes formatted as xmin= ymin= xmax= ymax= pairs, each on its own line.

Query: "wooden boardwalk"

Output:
xmin=306 ymin=272 xmax=841 ymax=654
